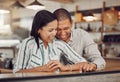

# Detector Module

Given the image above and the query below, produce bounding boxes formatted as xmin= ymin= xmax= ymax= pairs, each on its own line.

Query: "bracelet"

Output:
xmin=68 ymin=65 xmax=72 ymax=72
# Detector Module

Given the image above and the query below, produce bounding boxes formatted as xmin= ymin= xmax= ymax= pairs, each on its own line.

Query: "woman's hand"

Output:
xmin=46 ymin=61 xmax=97 ymax=72
xmin=33 ymin=64 xmax=51 ymax=72
xmin=28 ymin=60 xmax=68 ymax=72
xmin=47 ymin=60 xmax=68 ymax=71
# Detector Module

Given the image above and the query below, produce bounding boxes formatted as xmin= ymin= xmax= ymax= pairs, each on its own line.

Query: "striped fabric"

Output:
xmin=13 ymin=36 xmax=86 ymax=72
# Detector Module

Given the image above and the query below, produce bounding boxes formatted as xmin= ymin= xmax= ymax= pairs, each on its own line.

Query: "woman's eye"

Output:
xmin=49 ymin=28 xmax=57 ymax=32
xmin=49 ymin=29 xmax=53 ymax=32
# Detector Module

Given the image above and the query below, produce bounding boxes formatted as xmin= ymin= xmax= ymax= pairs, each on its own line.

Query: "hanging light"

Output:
xmin=26 ymin=0 xmax=45 ymax=10
xmin=0 ymin=5 xmax=10 ymax=13
xmin=0 ymin=9 xmax=10 ymax=14
xmin=11 ymin=0 xmax=25 ymax=8
xmin=83 ymin=11 xmax=96 ymax=22
xmin=83 ymin=1 xmax=96 ymax=22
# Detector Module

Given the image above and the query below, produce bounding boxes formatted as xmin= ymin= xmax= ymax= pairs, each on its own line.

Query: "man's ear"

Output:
xmin=71 ymin=20 xmax=73 ymax=25
xmin=71 ymin=20 xmax=74 ymax=29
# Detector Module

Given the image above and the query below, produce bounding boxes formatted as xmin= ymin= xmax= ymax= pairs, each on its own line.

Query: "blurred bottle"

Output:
xmin=86 ymin=23 xmax=92 ymax=32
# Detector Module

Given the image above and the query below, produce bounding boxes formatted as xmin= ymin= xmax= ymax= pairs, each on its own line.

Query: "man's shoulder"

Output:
xmin=54 ymin=39 xmax=67 ymax=46
xmin=54 ymin=39 xmax=66 ymax=43
xmin=72 ymin=28 xmax=89 ymax=35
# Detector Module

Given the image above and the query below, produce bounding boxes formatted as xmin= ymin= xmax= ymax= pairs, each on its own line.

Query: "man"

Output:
xmin=53 ymin=8 xmax=106 ymax=72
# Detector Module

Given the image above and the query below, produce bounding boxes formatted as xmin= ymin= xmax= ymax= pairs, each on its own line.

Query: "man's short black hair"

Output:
xmin=53 ymin=8 xmax=72 ymax=23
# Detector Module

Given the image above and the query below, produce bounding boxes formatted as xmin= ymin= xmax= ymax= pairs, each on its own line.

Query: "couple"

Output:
xmin=13 ymin=8 xmax=106 ymax=73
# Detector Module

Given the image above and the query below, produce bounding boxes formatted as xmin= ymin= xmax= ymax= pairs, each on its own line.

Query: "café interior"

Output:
xmin=0 ymin=0 xmax=120 ymax=82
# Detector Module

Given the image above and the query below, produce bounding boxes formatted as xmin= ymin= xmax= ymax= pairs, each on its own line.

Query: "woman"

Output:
xmin=13 ymin=10 xmax=88 ymax=73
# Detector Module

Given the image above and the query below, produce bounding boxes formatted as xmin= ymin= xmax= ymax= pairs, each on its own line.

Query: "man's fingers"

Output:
xmin=79 ymin=63 xmax=94 ymax=72
xmin=79 ymin=66 xmax=82 ymax=73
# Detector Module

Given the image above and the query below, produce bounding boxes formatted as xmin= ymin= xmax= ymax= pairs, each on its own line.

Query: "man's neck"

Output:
xmin=64 ymin=38 xmax=70 ymax=43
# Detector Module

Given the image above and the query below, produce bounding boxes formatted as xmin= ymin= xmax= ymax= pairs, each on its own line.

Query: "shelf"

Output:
xmin=74 ymin=4 xmax=120 ymax=60
xmin=103 ymin=42 xmax=120 ymax=44
xmin=104 ymin=57 xmax=120 ymax=60
xmin=75 ymin=20 xmax=101 ymax=23
xmin=88 ymin=31 xmax=101 ymax=33
xmin=103 ymin=31 xmax=120 ymax=33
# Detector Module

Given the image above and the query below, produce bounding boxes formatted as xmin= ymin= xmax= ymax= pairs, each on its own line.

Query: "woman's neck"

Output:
xmin=43 ymin=42 xmax=48 ymax=49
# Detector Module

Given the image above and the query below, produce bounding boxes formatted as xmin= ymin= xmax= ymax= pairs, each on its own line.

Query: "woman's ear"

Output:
xmin=37 ymin=29 xmax=40 ymax=34
xmin=37 ymin=29 xmax=41 ymax=37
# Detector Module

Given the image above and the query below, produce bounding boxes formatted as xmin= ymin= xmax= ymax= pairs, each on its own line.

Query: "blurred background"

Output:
xmin=0 ymin=0 xmax=120 ymax=69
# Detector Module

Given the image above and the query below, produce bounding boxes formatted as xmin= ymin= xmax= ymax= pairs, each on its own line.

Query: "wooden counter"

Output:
xmin=104 ymin=58 xmax=120 ymax=71
xmin=1 ymin=58 xmax=120 ymax=73
xmin=0 ymin=58 xmax=120 ymax=82
xmin=0 ymin=70 xmax=120 ymax=82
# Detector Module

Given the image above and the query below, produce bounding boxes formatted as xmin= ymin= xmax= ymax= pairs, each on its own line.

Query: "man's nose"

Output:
xmin=61 ymin=30 xmax=66 ymax=35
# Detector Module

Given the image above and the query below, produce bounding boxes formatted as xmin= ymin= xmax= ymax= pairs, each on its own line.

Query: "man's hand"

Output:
xmin=78 ymin=62 xmax=97 ymax=72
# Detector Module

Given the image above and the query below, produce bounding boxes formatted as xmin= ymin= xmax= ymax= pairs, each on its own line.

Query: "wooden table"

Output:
xmin=0 ymin=68 xmax=12 ymax=73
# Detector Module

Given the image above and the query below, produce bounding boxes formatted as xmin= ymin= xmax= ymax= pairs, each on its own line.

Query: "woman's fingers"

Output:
xmin=47 ymin=60 xmax=60 ymax=69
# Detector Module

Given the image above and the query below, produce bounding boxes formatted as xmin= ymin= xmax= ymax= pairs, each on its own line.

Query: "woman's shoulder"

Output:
xmin=18 ymin=36 xmax=35 ymax=49
xmin=21 ymin=36 xmax=35 ymax=45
